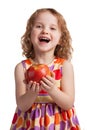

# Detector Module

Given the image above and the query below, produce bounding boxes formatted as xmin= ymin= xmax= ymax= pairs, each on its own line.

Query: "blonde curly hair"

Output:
xmin=21 ymin=8 xmax=73 ymax=60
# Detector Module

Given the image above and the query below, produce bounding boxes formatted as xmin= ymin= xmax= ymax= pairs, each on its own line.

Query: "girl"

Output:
xmin=10 ymin=8 xmax=81 ymax=130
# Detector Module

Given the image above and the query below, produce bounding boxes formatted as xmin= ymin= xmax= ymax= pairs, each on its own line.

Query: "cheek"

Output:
xmin=54 ymin=35 xmax=60 ymax=45
xmin=55 ymin=33 xmax=61 ymax=43
xmin=31 ymin=29 xmax=36 ymax=37
xmin=30 ymin=30 xmax=38 ymax=42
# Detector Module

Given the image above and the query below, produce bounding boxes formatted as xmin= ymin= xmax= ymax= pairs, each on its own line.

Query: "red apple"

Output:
xmin=26 ymin=64 xmax=51 ymax=83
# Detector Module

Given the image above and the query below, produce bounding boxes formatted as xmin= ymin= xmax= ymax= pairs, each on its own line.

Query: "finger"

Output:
xmin=42 ymin=76 xmax=53 ymax=85
xmin=31 ymin=81 xmax=37 ymax=91
xmin=27 ymin=81 xmax=33 ymax=90
xmin=40 ymin=80 xmax=49 ymax=90
xmin=35 ymin=83 xmax=40 ymax=92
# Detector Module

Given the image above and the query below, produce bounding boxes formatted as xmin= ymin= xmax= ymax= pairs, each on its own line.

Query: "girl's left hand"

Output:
xmin=40 ymin=71 xmax=58 ymax=93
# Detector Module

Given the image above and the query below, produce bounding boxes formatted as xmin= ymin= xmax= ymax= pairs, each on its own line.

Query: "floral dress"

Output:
xmin=10 ymin=57 xmax=81 ymax=130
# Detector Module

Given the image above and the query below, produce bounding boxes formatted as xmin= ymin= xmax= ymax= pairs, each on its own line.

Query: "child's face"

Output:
xmin=30 ymin=11 xmax=61 ymax=54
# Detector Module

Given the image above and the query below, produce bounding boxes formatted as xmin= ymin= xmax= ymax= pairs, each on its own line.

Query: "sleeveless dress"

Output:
xmin=10 ymin=57 xmax=81 ymax=130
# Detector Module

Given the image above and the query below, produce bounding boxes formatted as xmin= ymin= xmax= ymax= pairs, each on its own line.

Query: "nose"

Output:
xmin=42 ymin=27 xmax=49 ymax=34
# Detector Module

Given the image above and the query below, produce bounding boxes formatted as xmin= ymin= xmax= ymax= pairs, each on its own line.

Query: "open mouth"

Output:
xmin=39 ymin=37 xmax=50 ymax=43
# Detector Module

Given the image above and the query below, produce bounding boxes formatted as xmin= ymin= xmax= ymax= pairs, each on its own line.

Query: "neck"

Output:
xmin=33 ymin=55 xmax=55 ymax=65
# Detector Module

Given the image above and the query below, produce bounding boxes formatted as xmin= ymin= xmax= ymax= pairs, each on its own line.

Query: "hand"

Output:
xmin=26 ymin=81 xmax=41 ymax=93
xmin=40 ymin=72 xmax=58 ymax=94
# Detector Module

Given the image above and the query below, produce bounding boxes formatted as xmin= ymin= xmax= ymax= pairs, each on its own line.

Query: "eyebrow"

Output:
xmin=35 ymin=22 xmax=58 ymax=27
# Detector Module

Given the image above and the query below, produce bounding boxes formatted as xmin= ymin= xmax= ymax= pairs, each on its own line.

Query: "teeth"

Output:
xmin=39 ymin=37 xmax=50 ymax=43
xmin=40 ymin=37 xmax=49 ymax=40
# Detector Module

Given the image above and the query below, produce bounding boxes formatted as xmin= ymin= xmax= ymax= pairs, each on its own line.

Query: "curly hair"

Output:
xmin=21 ymin=8 xmax=73 ymax=60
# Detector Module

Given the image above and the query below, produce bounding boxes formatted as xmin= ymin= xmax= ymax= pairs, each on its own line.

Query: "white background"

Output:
xmin=0 ymin=0 xmax=87 ymax=129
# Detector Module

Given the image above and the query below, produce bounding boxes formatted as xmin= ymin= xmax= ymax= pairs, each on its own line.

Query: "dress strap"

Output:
xmin=21 ymin=60 xmax=26 ymax=70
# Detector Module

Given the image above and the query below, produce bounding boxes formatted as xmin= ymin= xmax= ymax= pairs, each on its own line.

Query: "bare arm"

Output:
xmin=15 ymin=63 xmax=40 ymax=112
xmin=40 ymin=60 xmax=75 ymax=110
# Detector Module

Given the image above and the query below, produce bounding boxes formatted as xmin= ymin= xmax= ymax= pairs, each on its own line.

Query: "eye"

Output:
xmin=50 ymin=27 xmax=56 ymax=30
xmin=36 ymin=25 xmax=42 ymax=28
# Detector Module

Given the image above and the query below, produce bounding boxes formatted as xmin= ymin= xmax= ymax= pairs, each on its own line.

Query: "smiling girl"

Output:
xmin=10 ymin=8 xmax=81 ymax=130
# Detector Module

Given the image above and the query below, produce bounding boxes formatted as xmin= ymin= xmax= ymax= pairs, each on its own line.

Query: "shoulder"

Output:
xmin=54 ymin=57 xmax=73 ymax=68
xmin=62 ymin=60 xmax=74 ymax=75
xmin=14 ymin=61 xmax=24 ymax=75
xmin=14 ymin=60 xmax=27 ymax=81
xmin=63 ymin=60 xmax=73 ymax=68
xmin=15 ymin=58 xmax=32 ymax=72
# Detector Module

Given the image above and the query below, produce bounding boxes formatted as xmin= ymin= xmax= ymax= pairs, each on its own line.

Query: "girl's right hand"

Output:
xmin=27 ymin=81 xmax=41 ymax=93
